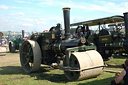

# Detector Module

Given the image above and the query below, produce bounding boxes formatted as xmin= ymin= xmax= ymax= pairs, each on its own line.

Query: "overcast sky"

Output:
xmin=0 ymin=0 xmax=128 ymax=32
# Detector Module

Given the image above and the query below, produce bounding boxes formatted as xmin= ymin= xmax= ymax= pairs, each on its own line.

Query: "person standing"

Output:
xmin=1 ymin=39 xmax=5 ymax=46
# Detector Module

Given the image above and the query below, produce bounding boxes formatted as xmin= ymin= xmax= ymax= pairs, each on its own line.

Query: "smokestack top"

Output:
xmin=124 ymin=12 xmax=128 ymax=14
xmin=62 ymin=7 xmax=70 ymax=11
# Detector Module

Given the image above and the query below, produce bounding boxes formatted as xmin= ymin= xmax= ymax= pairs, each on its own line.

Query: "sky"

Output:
xmin=0 ymin=0 xmax=128 ymax=32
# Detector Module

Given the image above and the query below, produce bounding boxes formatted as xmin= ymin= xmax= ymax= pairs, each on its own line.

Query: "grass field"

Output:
xmin=0 ymin=52 xmax=127 ymax=85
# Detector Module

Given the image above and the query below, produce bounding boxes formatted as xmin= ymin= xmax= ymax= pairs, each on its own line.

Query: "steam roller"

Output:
xmin=20 ymin=7 xmax=105 ymax=81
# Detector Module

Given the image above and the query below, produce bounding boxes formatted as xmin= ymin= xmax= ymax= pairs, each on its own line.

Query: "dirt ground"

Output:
xmin=0 ymin=52 xmax=20 ymax=67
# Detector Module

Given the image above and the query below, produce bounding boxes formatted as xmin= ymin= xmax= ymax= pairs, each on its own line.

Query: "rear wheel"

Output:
xmin=20 ymin=40 xmax=41 ymax=73
xmin=101 ymin=49 xmax=113 ymax=60
xmin=9 ymin=42 xmax=15 ymax=52
xmin=9 ymin=42 xmax=12 ymax=52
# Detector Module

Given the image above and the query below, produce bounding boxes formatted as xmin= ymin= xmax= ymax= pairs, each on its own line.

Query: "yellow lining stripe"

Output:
xmin=62 ymin=8 xmax=70 ymax=10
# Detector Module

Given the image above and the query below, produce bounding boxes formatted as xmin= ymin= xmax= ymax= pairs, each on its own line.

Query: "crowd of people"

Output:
xmin=0 ymin=38 xmax=9 ymax=47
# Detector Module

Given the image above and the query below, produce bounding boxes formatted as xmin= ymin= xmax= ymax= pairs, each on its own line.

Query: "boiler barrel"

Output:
xmin=64 ymin=50 xmax=104 ymax=81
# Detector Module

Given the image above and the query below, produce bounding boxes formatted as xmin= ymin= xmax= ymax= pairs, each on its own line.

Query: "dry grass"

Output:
xmin=0 ymin=52 xmax=20 ymax=66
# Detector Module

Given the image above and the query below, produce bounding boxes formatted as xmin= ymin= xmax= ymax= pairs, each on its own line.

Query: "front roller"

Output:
xmin=20 ymin=40 xmax=41 ymax=73
xmin=64 ymin=50 xmax=104 ymax=81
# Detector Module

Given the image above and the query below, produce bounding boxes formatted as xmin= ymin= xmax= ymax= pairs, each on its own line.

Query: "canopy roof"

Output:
xmin=70 ymin=15 xmax=124 ymax=26
xmin=108 ymin=22 xmax=124 ymax=27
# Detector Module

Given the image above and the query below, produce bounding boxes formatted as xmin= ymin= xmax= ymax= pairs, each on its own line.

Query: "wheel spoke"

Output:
xmin=24 ymin=58 xmax=30 ymax=66
xmin=24 ymin=61 xmax=28 ymax=66
xmin=27 ymin=44 xmax=31 ymax=49
xmin=24 ymin=55 xmax=28 ymax=58
xmin=29 ymin=48 xmax=33 ymax=57
xmin=29 ymin=58 xmax=33 ymax=62
xmin=22 ymin=51 xmax=27 ymax=55
xmin=28 ymin=47 xmax=32 ymax=53
xmin=24 ymin=44 xmax=28 ymax=51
